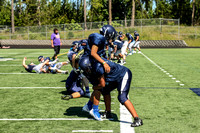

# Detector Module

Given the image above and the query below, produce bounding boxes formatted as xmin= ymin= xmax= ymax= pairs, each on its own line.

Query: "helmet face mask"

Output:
xmin=71 ymin=41 xmax=79 ymax=52
xmin=38 ymin=56 xmax=44 ymax=62
xmin=100 ymin=25 xmax=117 ymax=42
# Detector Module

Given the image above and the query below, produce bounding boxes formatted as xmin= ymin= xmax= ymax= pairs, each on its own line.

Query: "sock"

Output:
xmin=93 ymin=104 xmax=99 ymax=110
xmin=85 ymin=87 xmax=90 ymax=93
xmin=87 ymin=100 xmax=93 ymax=110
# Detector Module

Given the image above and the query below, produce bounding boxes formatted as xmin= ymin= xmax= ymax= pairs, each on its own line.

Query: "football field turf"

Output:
xmin=0 ymin=48 xmax=200 ymax=133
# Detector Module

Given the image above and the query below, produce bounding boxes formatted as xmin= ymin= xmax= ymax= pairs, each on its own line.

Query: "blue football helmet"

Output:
xmin=38 ymin=56 xmax=44 ymax=61
xmin=119 ymin=31 xmax=123 ymax=35
xmin=71 ymin=41 xmax=79 ymax=52
xmin=79 ymin=57 xmax=92 ymax=76
xmin=125 ymin=33 xmax=130 ymax=37
xmin=100 ymin=25 xmax=117 ymax=41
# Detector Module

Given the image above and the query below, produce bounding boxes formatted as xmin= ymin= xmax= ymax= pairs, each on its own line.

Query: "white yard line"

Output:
xmin=0 ymin=53 xmax=53 ymax=55
xmin=72 ymin=130 xmax=113 ymax=133
xmin=120 ymin=102 xmax=135 ymax=133
xmin=0 ymin=118 xmax=109 ymax=121
xmin=0 ymin=65 xmax=21 ymax=66
xmin=0 ymin=73 xmax=34 ymax=74
xmin=140 ymin=52 xmax=184 ymax=86
xmin=99 ymin=102 xmax=115 ymax=105
xmin=0 ymin=87 xmax=65 ymax=89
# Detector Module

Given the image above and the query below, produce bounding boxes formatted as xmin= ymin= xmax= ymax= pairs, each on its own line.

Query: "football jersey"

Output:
xmin=84 ymin=33 xmax=107 ymax=57
xmin=127 ymin=34 xmax=134 ymax=42
xmin=85 ymin=58 xmax=129 ymax=85
xmin=134 ymin=32 xmax=140 ymax=41
xmin=67 ymin=49 xmax=76 ymax=63
xmin=113 ymin=40 xmax=123 ymax=50
xmin=117 ymin=35 xmax=123 ymax=41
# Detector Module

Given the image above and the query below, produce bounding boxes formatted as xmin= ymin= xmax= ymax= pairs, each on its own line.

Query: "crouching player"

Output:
xmin=113 ymin=40 xmax=124 ymax=64
xmin=61 ymin=41 xmax=90 ymax=100
xmin=79 ymin=57 xmax=143 ymax=127
xmin=61 ymin=70 xmax=87 ymax=100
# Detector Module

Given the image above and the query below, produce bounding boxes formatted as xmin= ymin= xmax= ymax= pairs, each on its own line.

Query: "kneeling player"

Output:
xmin=61 ymin=70 xmax=86 ymax=100
xmin=79 ymin=57 xmax=143 ymax=127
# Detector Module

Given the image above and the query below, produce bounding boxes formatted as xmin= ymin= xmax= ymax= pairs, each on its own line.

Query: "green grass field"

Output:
xmin=0 ymin=48 xmax=200 ymax=133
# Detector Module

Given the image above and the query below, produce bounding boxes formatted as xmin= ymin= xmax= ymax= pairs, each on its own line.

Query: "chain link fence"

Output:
xmin=1 ymin=18 xmax=199 ymax=42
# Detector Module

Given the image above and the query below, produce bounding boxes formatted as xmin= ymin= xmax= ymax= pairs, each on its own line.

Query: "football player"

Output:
xmin=126 ymin=33 xmax=135 ymax=55
xmin=80 ymin=25 xmax=117 ymax=121
xmin=38 ymin=56 xmax=68 ymax=74
xmin=117 ymin=31 xmax=125 ymax=41
xmin=22 ymin=57 xmax=48 ymax=73
xmin=133 ymin=31 xmax=141 ymax=53
xmin=79 ymin=56 xmax=143 ymax=127
xmin=63 ymin=41 xmax=90 ymax=98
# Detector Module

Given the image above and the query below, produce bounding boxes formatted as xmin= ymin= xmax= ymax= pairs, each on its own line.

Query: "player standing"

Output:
xmin=51 ymin=28 xmax=62 ymax=60
xmin=126 ymin=33 xmax=135 ymax=55
xmin=133 ymin=31 xmax=141 ymax=53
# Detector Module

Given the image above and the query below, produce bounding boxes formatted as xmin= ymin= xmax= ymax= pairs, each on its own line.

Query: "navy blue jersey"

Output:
xmin=44 ymin=57 xmax=51 ymax=61
xmin=113 ymin=40 xmax=123 ymax=50
xmin=84 ymin=33 xmax=107 ymax=57
xmin=134 ymin=33 xmax=140 ymax=41
xmin=25 ymin=64 xmax=36 ymax=73
xmin=127 ymin=34 xmax=134 ymax=42
xmin=117 ymin=35 xmax=123 ymax=41
xmin=85 ymin=58 xmax=129 ymax=85
xmin=67 ymin=49 xmax=76 ymax=63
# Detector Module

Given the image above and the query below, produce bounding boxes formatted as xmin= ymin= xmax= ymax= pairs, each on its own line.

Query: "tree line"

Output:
xmin=0 ymin=0 xmax=199 ymax=33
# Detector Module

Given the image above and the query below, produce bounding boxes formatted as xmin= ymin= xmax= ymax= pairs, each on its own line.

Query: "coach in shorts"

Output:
xmin=51 ymin=28 xmax=62 ymax=60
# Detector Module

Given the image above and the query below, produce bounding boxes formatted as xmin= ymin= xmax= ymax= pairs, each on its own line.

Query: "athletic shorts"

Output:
xmin=50 ymin=62 xmax=63 ymax=73
xmin=33 ymin=63 xmax=43 ymax=73
xmin=121 ymin=41 xmax=128 ymax=55
xmin=102 ymin=69 xmax=132 ymax=103
xmin=134 ymin=41 xmax=140 ymax=48
xmin=68 ymin=82 xmax=85 ymax=96
xmin=114 ymin=49 xmax=121 ymax=56
xmin=54 ymin=46 xmax=60 ymax=55
xmin=128 ymin=40 xmax=136 ymax=49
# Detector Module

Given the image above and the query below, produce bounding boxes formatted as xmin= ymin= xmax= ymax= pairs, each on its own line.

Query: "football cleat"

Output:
xmin=89 ymin=108 xmax=102 ymax=121
xmin=65 ymin=70 xmax=69 ymax=74
xmin=61 ymin=95 xmax=71 ymax=100
xmin=117 ymin=60 xmax=121 ymax=64
xmin=131 ymin=117 xmax=143 ymax=127
xmin=101 ymin=111 xmax=113 ymax=119
xmin=138 ymin=51 xmax=141 ymax=54
xmin=82 ymin=103 xmax=90 ymax=112
xmin=85 ymin=92 xmax=91 ymax=98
